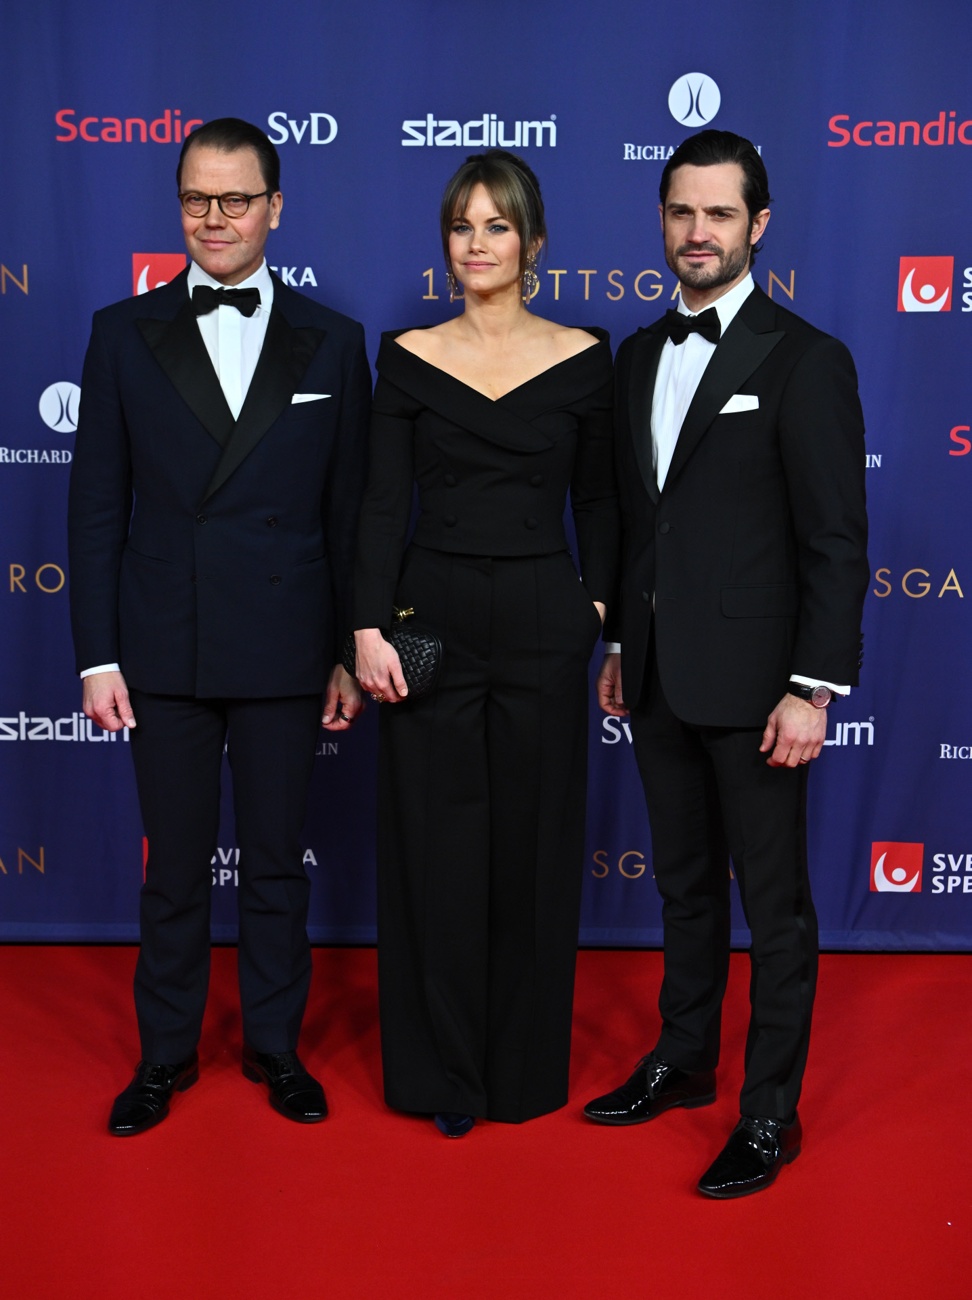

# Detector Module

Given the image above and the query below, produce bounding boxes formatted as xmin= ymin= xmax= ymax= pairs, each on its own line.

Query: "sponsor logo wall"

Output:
xmin=0 ymin=1 xmax=968 ymax=948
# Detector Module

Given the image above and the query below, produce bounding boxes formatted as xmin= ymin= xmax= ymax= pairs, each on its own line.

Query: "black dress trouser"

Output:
xmin=630 ymin=652 xmax=817 ymax=1122
xmin=128 ymin=689 xmax=322 ymax=1063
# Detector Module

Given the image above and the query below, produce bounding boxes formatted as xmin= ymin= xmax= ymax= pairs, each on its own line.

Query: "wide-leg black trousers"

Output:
xmin=377 ymin=546 xmax=603 ymax=1122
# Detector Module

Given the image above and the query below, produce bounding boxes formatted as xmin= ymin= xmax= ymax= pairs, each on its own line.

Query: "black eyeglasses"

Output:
xmin=178 ymin=190 xmax=272 ymax=218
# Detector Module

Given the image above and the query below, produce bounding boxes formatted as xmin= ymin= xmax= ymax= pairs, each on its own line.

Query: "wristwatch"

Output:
xmin=787 ymin=683 xmax=833 ymax=709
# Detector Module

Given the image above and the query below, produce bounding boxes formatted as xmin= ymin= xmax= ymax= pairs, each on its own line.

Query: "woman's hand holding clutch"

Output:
xmin=353 ymin=628 xmax=410 ymax=704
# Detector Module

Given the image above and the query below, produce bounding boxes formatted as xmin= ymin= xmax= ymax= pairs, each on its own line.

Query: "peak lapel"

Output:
xmin=201 ymin=307 xmax=326 ymax=501
xmin=664 ymin=310 xmax=783 ymax=488
xmin=137 ymin=300 xmax=235 ymax=449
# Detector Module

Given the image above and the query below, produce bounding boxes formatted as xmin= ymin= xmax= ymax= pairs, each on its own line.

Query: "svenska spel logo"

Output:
xmin=133 ymin=253 xmax=186 ymax=297
xmin=897 ymin=256 xmax=953 ymax=312
xmin=870 ymin=841 xmax=923 ymax=892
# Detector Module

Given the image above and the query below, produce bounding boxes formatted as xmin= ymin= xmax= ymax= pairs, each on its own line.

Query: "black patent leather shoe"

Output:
xmin=434 ymin=1112 xmax=475 ymax=1138
xmin=583 ymin=1052 xmax=716 ymax=1125
xmin=697 ymin=1114 xmax=802 ymax=1198
xmin=108 ymin=1052 xmax=199 ymax=1136
xmin=242 ymin=1046 xmax=328 ymax=1123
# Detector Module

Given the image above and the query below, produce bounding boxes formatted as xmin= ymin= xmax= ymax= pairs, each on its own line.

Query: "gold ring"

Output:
xmin=371 ymin=692 xmax=385 ymax=703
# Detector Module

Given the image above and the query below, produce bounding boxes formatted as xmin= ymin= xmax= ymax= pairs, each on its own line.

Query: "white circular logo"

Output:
xmin=668 ymin=73 xmax=721 ymax=127
xmin=38 ymin=382 xmax=81 ymax=433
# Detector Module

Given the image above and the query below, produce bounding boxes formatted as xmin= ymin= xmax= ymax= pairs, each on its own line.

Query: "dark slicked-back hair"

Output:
xmin=660 ymin=130 xmax=772 ymax=261
xmin=177 ymin=117 xmax=281 ymax=194
xmin=440 ymin=149 xmax=547 ymax=279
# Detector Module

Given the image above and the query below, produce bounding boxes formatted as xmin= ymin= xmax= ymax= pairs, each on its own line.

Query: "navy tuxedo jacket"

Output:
xmin=612 ymin=284 xmax=869 ymax=727
xmin=68 ymin=269 xmax=371 ymax=698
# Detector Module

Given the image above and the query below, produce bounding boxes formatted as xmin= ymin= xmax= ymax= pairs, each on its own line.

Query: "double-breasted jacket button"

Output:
xmin=196 ymin=513 xmax=207 ymax=525
xmin=658 ymin=521 xmax=671 ymax=534
xmin=524 ymin=517 xmax=539 ymax=529
xmin=266 ymin=516 xmax=278 ymax=527
xmin=269 ymin=574 xmax=282 ymax=585
xmin=443 ymin=514 xmax=457 ymax=527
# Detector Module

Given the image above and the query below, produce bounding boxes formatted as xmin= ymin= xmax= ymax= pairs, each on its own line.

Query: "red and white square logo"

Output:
xmin=870 ymin=842 xmax=923 ymax=892
xmin=898 ymin=256 xmax=953 ymax=312
xmin=133 ymin=253 xmax=186 ymax=297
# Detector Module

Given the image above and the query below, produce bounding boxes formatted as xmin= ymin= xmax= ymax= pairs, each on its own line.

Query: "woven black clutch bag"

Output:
xmin=344 ymin=607 xmax=443 ymax=699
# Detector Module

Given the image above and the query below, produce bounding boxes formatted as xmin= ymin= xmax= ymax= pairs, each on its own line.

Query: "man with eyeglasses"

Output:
xmin=68 ymin=117 xmax=371 ymax=1135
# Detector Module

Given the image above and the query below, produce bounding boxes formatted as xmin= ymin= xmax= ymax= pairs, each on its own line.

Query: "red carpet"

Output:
xmin=2 ymin=946 xmax=969 ymax=1298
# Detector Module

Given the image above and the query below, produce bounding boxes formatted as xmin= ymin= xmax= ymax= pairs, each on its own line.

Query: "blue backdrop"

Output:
xmin=2 ymin=1 xmax=969 ymax=948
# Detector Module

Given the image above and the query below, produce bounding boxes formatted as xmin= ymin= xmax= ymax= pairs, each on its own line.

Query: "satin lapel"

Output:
xmin=201 ymin=308 xmax=326 ymax=502
xmin=626 ymin=327 xmax=665 ymax=504
xmin=137 ymin=301 xmax=235 ymax=449
xmin=665 ymin=314 xmax=784 ymax=488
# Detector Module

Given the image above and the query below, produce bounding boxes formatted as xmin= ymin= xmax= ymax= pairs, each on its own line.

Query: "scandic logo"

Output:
xmin=133 ymin=254 xmax=186 ymax=297
xmin=870 ymin=842 xmax=923 ymax=893
xmin=898 ymin=257 xmax=953 ymax=312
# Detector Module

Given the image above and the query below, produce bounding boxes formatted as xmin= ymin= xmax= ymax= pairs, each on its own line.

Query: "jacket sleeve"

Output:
xmin=351 ymin=374 xmax=421 ymax=629
xmin=570 ymin=371 xmax=620 ymax=618
xmin=67 ymin=310 xmax=133 ymax=675
xmin=322 ymin=321 xmax=372 ymax=659
xmin=779 ymin=334 xmax=869 ymax=685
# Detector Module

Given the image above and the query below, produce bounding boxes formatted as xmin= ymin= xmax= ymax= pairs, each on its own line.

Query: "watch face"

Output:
xmin=810 ymin=686 xmax=832 ymax=708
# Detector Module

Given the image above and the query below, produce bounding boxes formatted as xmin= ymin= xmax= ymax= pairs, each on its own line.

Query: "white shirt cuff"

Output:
xmin=80 ymin=663 xmax=121 ymax=678
xmin=790 ymin=674 xmax=849 ymax=696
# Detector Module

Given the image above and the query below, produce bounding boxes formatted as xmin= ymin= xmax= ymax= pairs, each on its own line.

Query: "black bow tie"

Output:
xmin=663 ymin=306 xmax=721 ymax=346
xmin=192 ymin=285 xmax=261 ymax=317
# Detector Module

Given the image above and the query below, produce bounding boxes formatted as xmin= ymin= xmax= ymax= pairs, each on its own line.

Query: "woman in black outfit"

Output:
xmin=352 ymin=150 xmax=617 ymax=1135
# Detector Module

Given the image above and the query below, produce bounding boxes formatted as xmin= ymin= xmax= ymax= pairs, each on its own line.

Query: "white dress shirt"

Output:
xmin=80 ymin=260 xmax=275 ymax=680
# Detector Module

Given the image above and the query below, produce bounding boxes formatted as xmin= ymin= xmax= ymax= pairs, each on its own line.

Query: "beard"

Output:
xmin=666 ymin=239 xmax=751 ymax=292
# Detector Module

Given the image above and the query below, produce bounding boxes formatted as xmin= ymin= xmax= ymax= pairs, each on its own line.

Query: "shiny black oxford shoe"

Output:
xmin=108 ymin=1052 xmax=199 ymax=1136
xmin=242 ymin=1047 xmax=328 ymax=1123
xmin=583 ymin=1052 xmax=716 ymax=1125
xmin=697 ymin=1114 xmax=802 ymax=1198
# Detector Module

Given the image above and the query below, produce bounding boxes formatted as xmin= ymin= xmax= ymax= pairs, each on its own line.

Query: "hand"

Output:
xmin=596 ymin=652 xmax=628 ymax=717
xmin=322 ymin=664 xmax=365 ymax=731
xmin=352 ymin=628 xmax=409 ymax=704
xmin=760 ymin=693 xmax=827 ymax=767
xmin=82 ymin=671 xmax=136 ymax=731
xmin=593 ymin=600 xmax=606 ymax=625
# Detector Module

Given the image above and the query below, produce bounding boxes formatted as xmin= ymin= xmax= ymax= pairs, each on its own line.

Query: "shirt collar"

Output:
xmin=676 ymin=271 xmax=754 ymax=333
xmin=187 ymin=258 xmax=274 ymax=312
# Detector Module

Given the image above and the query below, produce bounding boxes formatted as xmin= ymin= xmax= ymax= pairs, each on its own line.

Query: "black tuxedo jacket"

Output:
xmin=612 ymin=284 xmax=868 ymax=727
xmin=68 ymin=268 xmax=371 ymax=698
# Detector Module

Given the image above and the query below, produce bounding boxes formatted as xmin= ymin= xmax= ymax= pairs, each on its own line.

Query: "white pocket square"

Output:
xmin=720 ymin=393 xmax=759 ymax=414
xmin=291 ymin=393 xmax=331 ymax=404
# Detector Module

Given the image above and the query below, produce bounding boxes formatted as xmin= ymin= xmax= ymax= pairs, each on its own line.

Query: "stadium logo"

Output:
xmin=898 ymin=256 xmax=953 ymax=312
xmin=401 ymin=113 xmax=557 ymax=148
xmin=133 ymin=253 xmax=186 ymax=296
xmin=38 ymin=382 xmax=80 ymax=433
xmin=870 ymin=842 xmax=923 ymax=893
xmin=0 ymin=711 xmax=128 ymax=742
xmin=266 ymin=112 xmax=338 ymax=145
xmin=668 ymin=74 xmax=721 ymax=128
